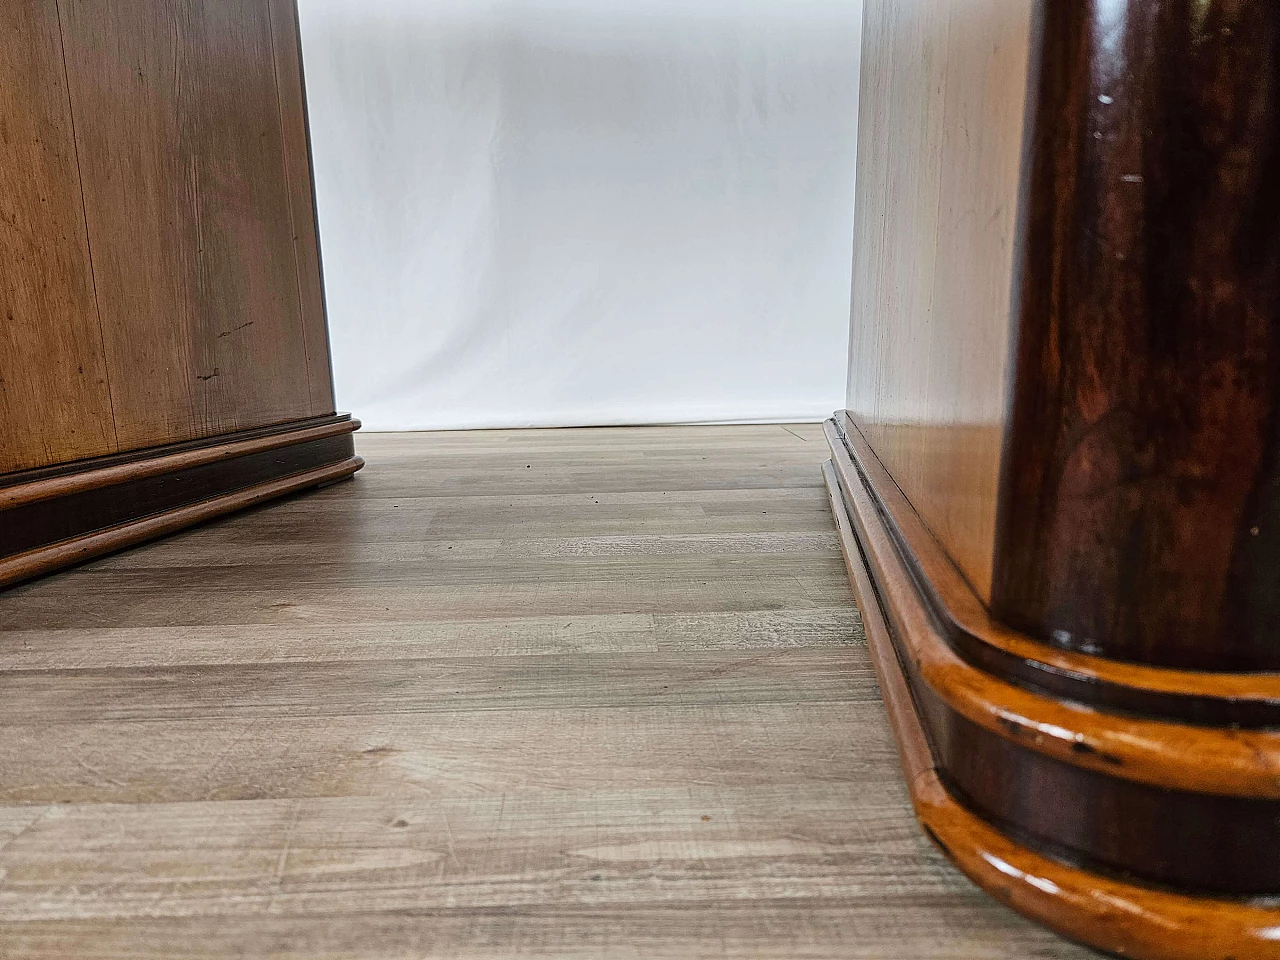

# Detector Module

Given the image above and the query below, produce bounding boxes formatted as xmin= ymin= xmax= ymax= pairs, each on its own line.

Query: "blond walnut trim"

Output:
xmin=0 ymin=418 xmax=360 ymax=511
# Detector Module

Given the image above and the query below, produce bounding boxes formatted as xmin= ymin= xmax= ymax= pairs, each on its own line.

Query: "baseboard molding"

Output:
xmin=0 ymin=415 xmax=363 ymax=588
xmin=822 ymin=416 xmax=1280 ymax=958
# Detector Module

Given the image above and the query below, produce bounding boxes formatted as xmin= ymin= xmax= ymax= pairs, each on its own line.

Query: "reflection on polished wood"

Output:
xmin=838 ymin=414 xmax=1280 ymax=727
xmin=0 ymin=426 xmax=1096 ymax=960
xmin=847 ymin=0 xmax=1035 ymax=601
xmin=841 ymin=422 xmax=1004 ymax=600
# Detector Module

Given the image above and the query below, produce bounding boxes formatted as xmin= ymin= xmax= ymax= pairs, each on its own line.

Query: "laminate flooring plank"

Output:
xmin=24 ymin=557 xmax=843 ymax=598
xmin=0 ymin=908 xmax=1088 ymax=960
xmin=18 ymin=499 xmax=838 ymax=556
xmin=1 ymin=648 xmax=873 ymax=726
xmin=0 ymin=578 xmax=848 ymax=631
xmin=0 ymin=702 xmax=892 ymax=805
xmin=89 ymin=530 xmax=843 ymax=572
xmin=0 ymin=786 xmax=974 ymax=923
xmin=0 ymin=610 xmax=862 ymax=671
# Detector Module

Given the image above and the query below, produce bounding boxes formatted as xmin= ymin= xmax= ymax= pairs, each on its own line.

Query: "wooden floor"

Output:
xmin=0 ymin=425 xmax=1099 ymax=959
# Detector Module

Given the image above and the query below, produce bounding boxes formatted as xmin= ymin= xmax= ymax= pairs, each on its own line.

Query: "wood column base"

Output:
xmin=0 ymin=415 xmax=363 ymax=588
xmin=823 ymin=414 xmax=1280 ymax=960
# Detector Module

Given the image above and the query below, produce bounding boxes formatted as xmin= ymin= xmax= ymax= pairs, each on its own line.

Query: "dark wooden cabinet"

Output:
xmin=826 ymin=1 xmax=1280 ymax=957
xmin=0 ymin=0 xmax=360 ymax=587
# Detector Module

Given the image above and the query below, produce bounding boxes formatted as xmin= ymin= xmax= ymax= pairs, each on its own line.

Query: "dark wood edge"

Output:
xmin=836 ymin=411 xmax=1280 ymax=727
xmin=0 ymin=419 xmax=364 ymax=589
xmin=0 ymin=457 xmax=362 ymax=589
xmin=0 ymin=414 xmax=358 ymax=502
xmin=824 ymin=419 xmax=1280 ymax=797
xmin=822 ymin=460 xmax=1280 ymax=958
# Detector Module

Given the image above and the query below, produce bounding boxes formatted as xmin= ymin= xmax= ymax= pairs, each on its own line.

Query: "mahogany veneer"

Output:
xmin=833 ymin=0 xmax=1280 ymax=954
xmin=995 ymin=0 xmax=1280 ymax=673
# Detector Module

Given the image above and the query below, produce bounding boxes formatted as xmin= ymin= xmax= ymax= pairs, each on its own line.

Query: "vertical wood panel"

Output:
xmin=846 ymin=0 xmax=1035 ymax=600
xmin=268 ymin=0 xmax=335 ymax=416
xmin=58 ymin=0 xmax=316 ymax=452
xmin=0 ymin=0 xmax=117 ymax=473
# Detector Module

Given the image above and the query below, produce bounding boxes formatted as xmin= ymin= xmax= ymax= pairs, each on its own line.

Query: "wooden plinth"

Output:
xmin=0 ymin=415 xmax=363 ymax=589
xmin=823 ymin=413 xmax=1280 ymax=959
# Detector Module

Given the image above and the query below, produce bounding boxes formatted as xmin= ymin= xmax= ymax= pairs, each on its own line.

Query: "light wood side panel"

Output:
xmin=268 ymin=0 xmax=335 ymax=415
xmin=57 ymin=0 xmax=316 ymax=452
xmin=0 ymin=1 xmax=117 ymax=474
xmin=847 ymin=0 xmax=1035 ymax=599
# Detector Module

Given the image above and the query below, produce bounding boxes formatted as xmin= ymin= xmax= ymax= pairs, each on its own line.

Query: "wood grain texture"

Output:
xmin=0 ymin=0 xmax=117 ymax=474
xmin=994 ymin=0 xmax=1280 ymax=671
xmin=846 ymin=0 xmax=1036 ymax=600
xmin=0 ymin=426 xmax=1096 ymax=960
xmin=56 ymin=0 xmax=316 ymax=452
xmin=825 ymin=472 xmax=1280 ymax=960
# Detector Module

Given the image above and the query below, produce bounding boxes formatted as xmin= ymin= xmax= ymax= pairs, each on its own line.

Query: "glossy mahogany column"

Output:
xmin=994 ymin=0 xmax=1280 ymax=671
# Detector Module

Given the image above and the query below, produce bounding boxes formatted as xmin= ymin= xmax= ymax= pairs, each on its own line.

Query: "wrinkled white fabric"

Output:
xmin=299 ymin=0 xmax=861 ymax=429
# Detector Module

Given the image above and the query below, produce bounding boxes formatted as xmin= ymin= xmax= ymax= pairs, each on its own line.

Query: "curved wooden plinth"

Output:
xmin=0 ymin=415 xmax=363 ymax=588
xmin=822 ymin=416 xmax=1280 ymax=959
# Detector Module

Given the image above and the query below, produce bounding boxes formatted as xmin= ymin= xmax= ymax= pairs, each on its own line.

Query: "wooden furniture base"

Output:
xmin=0 ymin=415 xmax=363 ymax=589
xmin=823 ymin=414 xmax=1280 ymax=960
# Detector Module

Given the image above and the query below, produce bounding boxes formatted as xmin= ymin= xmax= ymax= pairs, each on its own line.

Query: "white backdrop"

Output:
xmin=298 ymin=0 xmax=862 ymax=430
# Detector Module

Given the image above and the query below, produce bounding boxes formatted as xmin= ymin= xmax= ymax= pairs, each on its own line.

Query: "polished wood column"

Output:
xmin=995 ymin=0 xmax=1280 ymax=672
xmin=830 ymin=1 xmax=1280 ymax=956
